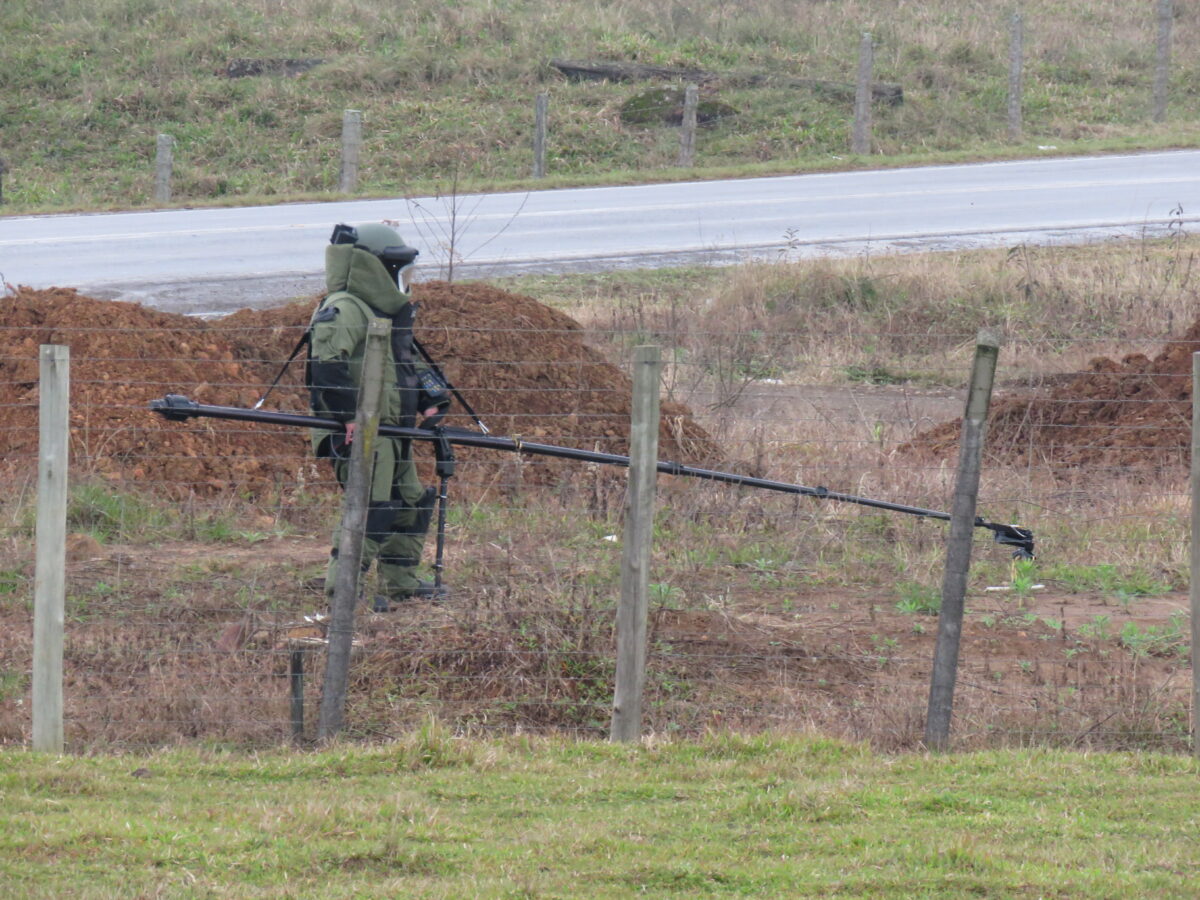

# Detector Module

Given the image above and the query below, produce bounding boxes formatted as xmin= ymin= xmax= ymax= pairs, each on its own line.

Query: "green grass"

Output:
xmin=4 ymin=732 xmax=1200 ymax=898
xmin=895 ymin=581 xmax=941 ymax=616
xmin=1 ymin=0 xmax=1198 ymax=213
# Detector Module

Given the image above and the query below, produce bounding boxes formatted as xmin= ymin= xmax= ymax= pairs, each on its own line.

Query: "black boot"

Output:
xmin=374 ymin=581 xmax=448 ymax=611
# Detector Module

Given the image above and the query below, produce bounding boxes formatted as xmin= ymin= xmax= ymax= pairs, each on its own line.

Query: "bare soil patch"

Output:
xmin=908 ymin=316 xmax=1200 ymax=471
xmin=0 ymin=283 xmax=717 ymax=496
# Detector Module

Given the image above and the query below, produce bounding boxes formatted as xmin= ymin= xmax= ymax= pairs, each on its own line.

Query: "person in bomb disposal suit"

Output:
xmin=308 ymin=223 xmax=450 ymax=611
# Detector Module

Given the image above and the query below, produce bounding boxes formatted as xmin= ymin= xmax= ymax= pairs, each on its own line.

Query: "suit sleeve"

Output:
xmin=310 ymin=301 xmax=366 ymax=421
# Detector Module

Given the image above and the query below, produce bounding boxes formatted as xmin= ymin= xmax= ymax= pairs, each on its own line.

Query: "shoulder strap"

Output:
xmin=252 ymin=298 xmax=332 ymax=410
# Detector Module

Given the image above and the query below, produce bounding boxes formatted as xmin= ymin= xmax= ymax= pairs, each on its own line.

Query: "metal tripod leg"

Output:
xmin=432 ymin=429 xmax=456 ymax=590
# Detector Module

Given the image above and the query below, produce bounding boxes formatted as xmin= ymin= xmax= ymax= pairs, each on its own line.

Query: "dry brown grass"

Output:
xmin=2 ymin=239 xmax=1197 ymax=751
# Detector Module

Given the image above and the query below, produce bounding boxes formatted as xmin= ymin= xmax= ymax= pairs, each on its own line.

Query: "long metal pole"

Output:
xmin=149 ymin=395 xmax=1033 ymax=555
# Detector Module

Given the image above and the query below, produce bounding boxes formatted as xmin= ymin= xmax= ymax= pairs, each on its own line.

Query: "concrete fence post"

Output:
xmin=33 ymin=344 xmax=69 ymax=753
xmin=533 ymin=92 xmax=549 ymax=178
xmin=611 ymin=345 xmax=662 ymax=742
xmin=925 ymin=329 xmax=1001 ymax=751
xmin=1154 ymin=0 xmax=1173 ymax=123
xmin=852 ymin=33 xmax=874 ymax=155
xmin=339 ymin=109 xmax=363 ymax=193
xmin=1007 ymin=12 xmax=1024 ymax=142
xmin=154 ymin=134 xmax=173 ymax=203
xmin=678 ymin=83 xmax=699 ymax=167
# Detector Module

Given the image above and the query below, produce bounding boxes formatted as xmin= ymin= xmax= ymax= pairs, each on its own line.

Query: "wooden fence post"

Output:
xmin=852 ymin=32 xmax=874 ymax=155
xmin=610 ymin=345 xmax=662 ymax=742
xmin=925 ymin=329 xmax=1001 ymax=751
xmin=154 ymin=134 xmax=173 ymax=204
xmin=316 ymin=317 xmax=388 ymax=741
xmin=1007 ymin=12 xmax=1024 ymax=142
xmin=1154 ymin=0 xmax=1173 ymax=123
xmin=33 ymin=344 xmax=69 ymax=753
xmin=533 ymin=92 xmax=548 ymax=179
xmin=1190 ymin=352 xmax=1200 ymax=757
xmin=339 ymin=109 xmax=363 ymax=193
xmin=678 ymin=83 xmax=699 ymax=167
xmin=0 ymin=157 xmax=8 ymax=205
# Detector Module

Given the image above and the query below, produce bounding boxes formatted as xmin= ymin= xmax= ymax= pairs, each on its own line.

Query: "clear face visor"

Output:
xmin=396 ymin=261 xmax=417 ymax=292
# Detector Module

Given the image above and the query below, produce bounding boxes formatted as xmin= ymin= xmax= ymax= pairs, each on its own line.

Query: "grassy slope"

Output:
xmin=4 ymin=731 xmax=1200 ymax=898
xmin=1 ymin=0 xmax=1198 ymax=212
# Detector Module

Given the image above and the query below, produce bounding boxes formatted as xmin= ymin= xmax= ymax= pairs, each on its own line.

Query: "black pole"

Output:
xmin=432 ymin=429 xmax=456 ymax=590
xmin=149 ymin=394 xmax=1033 ymax=557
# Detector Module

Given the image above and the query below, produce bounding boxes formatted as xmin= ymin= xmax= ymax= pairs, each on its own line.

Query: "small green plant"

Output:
xmin=66 ymin=482 xmax=171 ymax=542
xmin=1077 ymin=614 xmax=1113 ymax=643
xmin=0 ymin=669 xmax=26 ymax=703
xmin=895 ymin=581 xmax=940 ymax=616
xmin=649 ymin=582 xmax=684 ymax=609
xmin=0 ymin=569 xmax=24 ymax=597
xmin=844 ymin=364 xmax=906 ymax=385
xmin=1010 ymin=558 xmax=1040 ymax=602
xmin=868 ymin=634 xmax=900 ymax=667
xmin=1049 ymin=563 xmax=1171 ymax=601
xmin=1119 ymin=612 xmax=1189 ymax=659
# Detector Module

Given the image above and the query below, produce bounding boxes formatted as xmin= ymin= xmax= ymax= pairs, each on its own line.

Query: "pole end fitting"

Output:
xmin=987 ymin=523 xmax=1035 ymax=559
xmin=149 ymin=394 xmax=200 ymax=421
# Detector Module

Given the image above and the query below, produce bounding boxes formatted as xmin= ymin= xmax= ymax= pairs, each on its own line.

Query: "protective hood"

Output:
xmin=324 ymin=244 xmax=412 ymax=317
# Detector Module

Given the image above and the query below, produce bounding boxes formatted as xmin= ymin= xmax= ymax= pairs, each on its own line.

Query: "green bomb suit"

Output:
xmin=308 ymin=241 xmax=443 ymax=603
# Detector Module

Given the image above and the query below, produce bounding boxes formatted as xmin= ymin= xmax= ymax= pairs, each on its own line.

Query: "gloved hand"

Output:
xmin=419 ymin=403 xmax=448 ymax=430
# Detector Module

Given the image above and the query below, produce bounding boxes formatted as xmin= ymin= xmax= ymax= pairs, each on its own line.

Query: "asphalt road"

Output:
xmin=2 ymin=150 xmax=1198 ymax=315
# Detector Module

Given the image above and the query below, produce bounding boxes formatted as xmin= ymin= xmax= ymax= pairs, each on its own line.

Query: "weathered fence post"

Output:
xmin=1154 ymin=0 xmax=1173 ymax=123
xmin=0 ymin=156 xmax=8 ymax=205
xmin=533 ymin=92 xmax=549 ymax=179
xmin=852 ymin=32 xmax=874 ymax=155
xmin=316 ymin=317 xmax=388 ymax=741
xmin=154 ymin=134 xmax=173 ymax=204
xmin=611 ymin=345 xmax=662 ymax=742
xmin=339 ymin=109 xmax=363 ymax=193
xmin=32 ymin=344 xmax=69 ymax=753
xmin=925 ymin=329 xmax=1001 ymax=751
xmin=1190 ymin=352 xmax=1200 ymax=757
xmin=678 ymin=83 xmax=699 ymax=167
xmin=1007 ymin=12 xmax=1024 ymax=142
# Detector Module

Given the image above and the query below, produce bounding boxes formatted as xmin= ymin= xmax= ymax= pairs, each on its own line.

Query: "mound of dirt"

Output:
xmin=0 ymin=283 xmax=717 ymax=496
xmin=909 ymin=317 xmax=1200 ymax=470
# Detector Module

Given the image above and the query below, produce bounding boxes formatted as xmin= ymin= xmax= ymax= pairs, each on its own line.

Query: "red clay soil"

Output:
xmin=0 ymin=283 xmax=716 ymax=496
xmin=909 ymin=316 xmax=1200 ymax=470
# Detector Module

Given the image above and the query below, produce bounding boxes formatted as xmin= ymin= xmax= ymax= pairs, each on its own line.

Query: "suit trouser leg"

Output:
xmin=376 ymin=446 xmax=435 ymax=599
xmin=324 ymin=437 xmax=402 ymax=599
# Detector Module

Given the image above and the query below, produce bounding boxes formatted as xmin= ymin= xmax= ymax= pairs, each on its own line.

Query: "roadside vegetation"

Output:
xmin=1 ymin=0 xmax=1197 ymax=212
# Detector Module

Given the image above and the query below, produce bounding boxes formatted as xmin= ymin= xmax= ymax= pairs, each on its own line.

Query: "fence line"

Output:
xmin=4 ymin=312 xmax=1195 ymax=752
